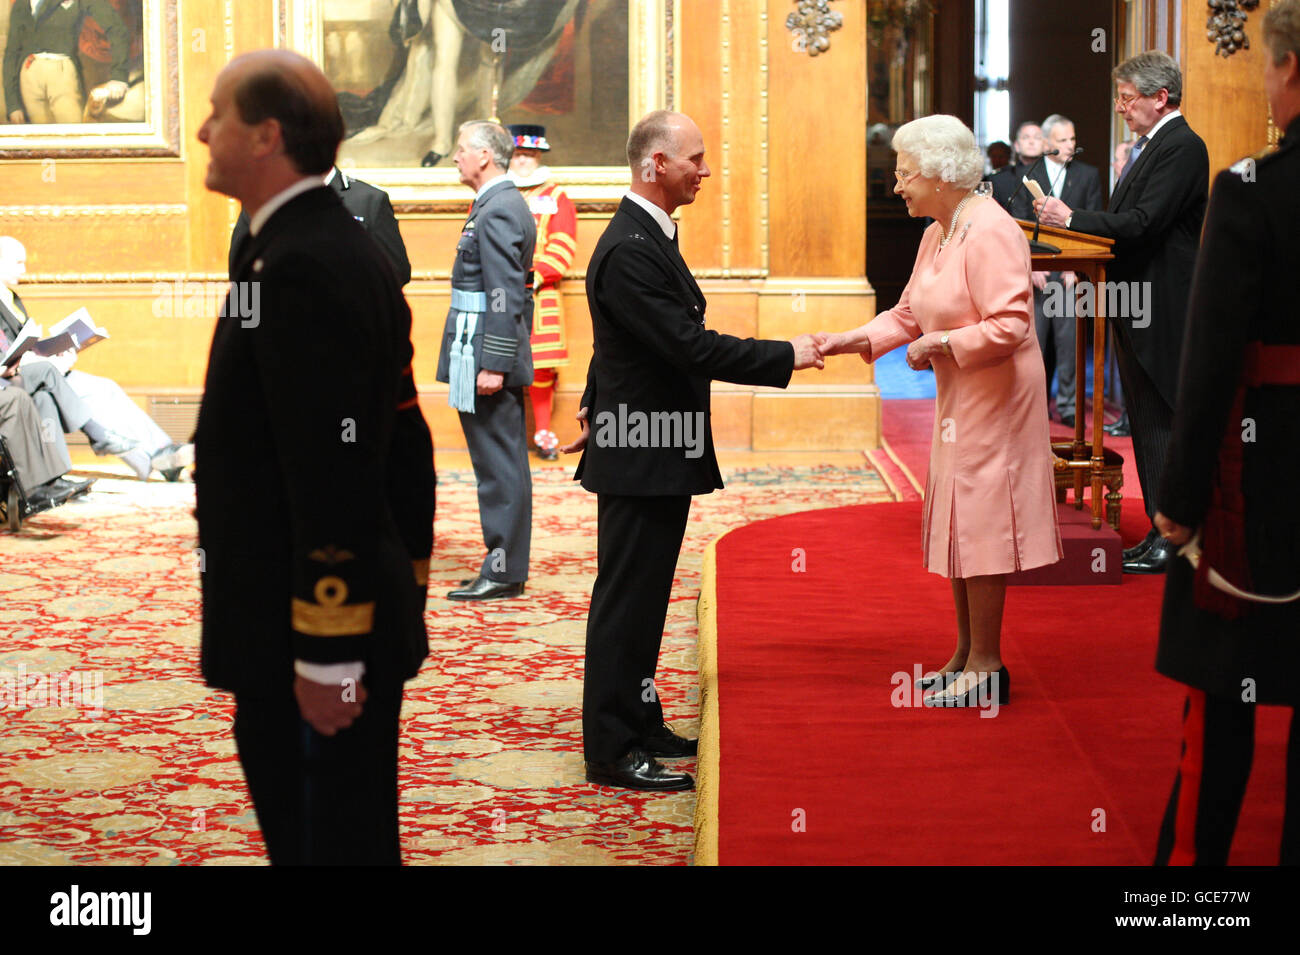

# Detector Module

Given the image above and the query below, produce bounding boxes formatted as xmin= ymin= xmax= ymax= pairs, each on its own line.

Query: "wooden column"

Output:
xmin=674 ymin=0 xmax=878 ymax=451
xmin=1178 ymin=0 xmax=1274 ymax=177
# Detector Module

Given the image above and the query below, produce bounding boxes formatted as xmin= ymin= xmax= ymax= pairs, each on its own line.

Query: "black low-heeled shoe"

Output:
xmin=923 ymin=666 xmax=1009 ymax=707
xmin=914 ymin=668 xmax=964 ymax=691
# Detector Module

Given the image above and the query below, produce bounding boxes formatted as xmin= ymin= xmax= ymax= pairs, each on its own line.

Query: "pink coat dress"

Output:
xmin=865 ymin=199 xmax=1062 ymax=578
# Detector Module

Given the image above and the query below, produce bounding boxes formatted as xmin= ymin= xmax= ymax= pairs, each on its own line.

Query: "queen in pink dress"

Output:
xmin=822 ymin=115 xmax=1061 ymax=707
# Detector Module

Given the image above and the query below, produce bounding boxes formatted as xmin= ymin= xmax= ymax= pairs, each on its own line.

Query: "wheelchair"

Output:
xmin=0 ymin=436 xmax=89 ymax=531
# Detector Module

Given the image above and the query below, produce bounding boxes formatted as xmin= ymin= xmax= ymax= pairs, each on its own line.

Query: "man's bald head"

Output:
xmin=225 ymin=50 xmax=343 ymax=175
xmin=0 ymin=236 xmax=25 ymax=263
xmin=626 ymin=110 xmax=709 ymax=214
xmin=626 ymin=110 xmax=694 ymax=173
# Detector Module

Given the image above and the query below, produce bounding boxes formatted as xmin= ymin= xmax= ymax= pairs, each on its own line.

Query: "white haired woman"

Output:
xmin=820 ymin=115 xmax=1061 ymax=706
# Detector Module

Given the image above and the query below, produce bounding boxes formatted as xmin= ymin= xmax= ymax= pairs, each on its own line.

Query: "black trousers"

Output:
xmin=1111 ymin=324 xmax=1173 ymax=523
xmin=232 ymin=683 xmax=404 ymax=865
xmin=582 ymin=493 xmax=692 ymax=763
xmin=1155 ymin=689 xmax=1300 ymax=866
xmin=1034 ymin=277 xmax=1077 ymax=418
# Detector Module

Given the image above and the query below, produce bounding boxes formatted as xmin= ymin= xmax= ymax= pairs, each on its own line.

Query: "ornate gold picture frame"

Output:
xmin=276 ymin=0 xmax=676 ymax=203
xmin=0 ymin=0 xmax=180 ymax=159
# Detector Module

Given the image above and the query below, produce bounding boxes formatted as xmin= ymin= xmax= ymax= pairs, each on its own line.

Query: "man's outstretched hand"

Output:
xmin=559 ymin=406 xmax=590 ymax=454
xmin=790 ymin=334 xmax=825 ymax=370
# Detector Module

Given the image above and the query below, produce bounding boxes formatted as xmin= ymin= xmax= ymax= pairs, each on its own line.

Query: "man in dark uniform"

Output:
xmin=1151 ymin=1 xmax=1300 ymax=866
xmin=563 ymin=110 xmax=824 ymax=791
xmin=194 ymin=49 xmax=435 ymax=865
xmin=1035 ymin=51 xmax=1209 ymax=574
xmin=436 ymin=120 xmax=537 ymax=601
xmin=228 ymin=165 xmax=411 ymax=287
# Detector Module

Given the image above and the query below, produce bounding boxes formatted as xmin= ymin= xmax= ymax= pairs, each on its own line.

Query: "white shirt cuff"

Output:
xmin=294 ymin=659 xmax=365 ymax=685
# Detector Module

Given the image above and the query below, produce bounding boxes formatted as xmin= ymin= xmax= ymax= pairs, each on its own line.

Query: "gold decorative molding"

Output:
xmin=16 ymin=267 xmax=786 ymax=285
xmin=759 ymin=276 xmax=876 ymax=295
xmin=0 ymin=204 xmax=188 ymax=219
xmin=224 ymin=0 xmax=237 ymax=59
xmin=394 ymin=198 xmax=627 ymax=215
xmin=20 ymin=273 xmax=228 ymax=286
xmin=761 ymin=3 xmax=771 ymax=273
xmin=722 ymin=0 xmax=733 ymax=272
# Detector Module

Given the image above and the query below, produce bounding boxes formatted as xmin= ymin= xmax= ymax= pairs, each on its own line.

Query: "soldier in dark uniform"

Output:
xmin=194 ymin=50 xmax=435 ymax=865
xmin=1152 ymin=0 xmax=1300 ymax=865
xmin=228 ymin=165 xmax=411 ymax=287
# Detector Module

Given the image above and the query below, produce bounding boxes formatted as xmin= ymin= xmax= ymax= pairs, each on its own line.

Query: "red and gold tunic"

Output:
xmin=518 ymin=179 xmax=575 ymax=369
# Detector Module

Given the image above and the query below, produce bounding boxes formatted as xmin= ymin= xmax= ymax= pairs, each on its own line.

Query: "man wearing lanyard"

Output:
xmin=436 ymin=120 xmax=537 ymax=601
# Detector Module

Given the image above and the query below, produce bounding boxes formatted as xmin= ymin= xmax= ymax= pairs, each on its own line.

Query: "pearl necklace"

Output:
xmin=939 ymin=192 xmax=977 ymax=248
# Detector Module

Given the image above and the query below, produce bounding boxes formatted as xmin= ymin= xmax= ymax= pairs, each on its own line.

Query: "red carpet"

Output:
xmin=706 ymin=502 xmax=1291 ymax=864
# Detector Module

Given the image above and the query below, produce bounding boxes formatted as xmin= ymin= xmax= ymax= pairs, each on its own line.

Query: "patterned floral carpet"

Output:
xmin=0 ymin=462 xmax=890 ymax=866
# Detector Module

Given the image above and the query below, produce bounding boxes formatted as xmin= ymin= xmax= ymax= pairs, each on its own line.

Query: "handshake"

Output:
xmin=788 ymin=332 xmax=851 ymax=371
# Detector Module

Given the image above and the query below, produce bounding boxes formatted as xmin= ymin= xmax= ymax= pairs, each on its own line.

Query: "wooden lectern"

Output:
xmin=1015 ymin=220 xmax=1118 ymax=530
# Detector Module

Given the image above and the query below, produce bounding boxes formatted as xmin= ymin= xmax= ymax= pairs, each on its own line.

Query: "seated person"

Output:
xmin=0 ymin=237 xmax=191 ymax=481
xmin=0 ymin=380 xmax=92 ymax=508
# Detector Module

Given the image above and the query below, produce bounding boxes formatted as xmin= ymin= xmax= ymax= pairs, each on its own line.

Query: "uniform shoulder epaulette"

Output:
xmin=1229 ymin=144 xmax=1280 ymax=176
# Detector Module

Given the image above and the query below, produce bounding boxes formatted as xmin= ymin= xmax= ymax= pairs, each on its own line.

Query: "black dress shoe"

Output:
xmin=644 ymin=722 xmax=697 ymax=759
xmin=923 ymin=667 xmax=1009 ymax=707
xmin=447 ymin=576 xmax=524 ymax=601
xmin=1124 ymin=537 xmax=1174 ymax=574
xmin=585 ymin=749 xmax=694 ymax=791
xmin=1123 ymin=528 xmax=1159 ymax=562
xmin=1059 ymin=414 xmax=1076 ymax=428
xmin=1104 ymin=413 xmax=1131 ymax=437
xmin=55 ymin=477 xmax=93 ymax=500
xmin=25 ymin=482 xmax=60 ymax=509
xmin=915 ymin=668 xmax=963 ymax=691
xmin=420 ymin=150 xmax=444 ymax=167
xmin=27 ymin=476 xmax=92 ymax=508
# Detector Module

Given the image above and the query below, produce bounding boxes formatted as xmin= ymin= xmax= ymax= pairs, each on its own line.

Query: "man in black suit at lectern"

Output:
xmin=562 ymin=110 xmax=824 ymax=791
xmin=1035 ymin=51 xmax=1208 ymax=575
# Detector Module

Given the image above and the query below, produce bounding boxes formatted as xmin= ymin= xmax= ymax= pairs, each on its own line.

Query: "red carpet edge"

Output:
xmin=693 ymin=530 xmax=727 ymax=867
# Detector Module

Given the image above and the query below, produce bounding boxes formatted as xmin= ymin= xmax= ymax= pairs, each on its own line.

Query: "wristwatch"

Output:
xmin=940 ymin=331 xmax=952 ymax=357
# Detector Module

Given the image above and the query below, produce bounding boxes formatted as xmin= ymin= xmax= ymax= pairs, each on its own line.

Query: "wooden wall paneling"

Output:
xmin=1179 ymin=0 xmax=1272 ymax=178
xmin=185 ymin=0 xmax=278 ymax=274
xmin=0 ymin=0 xmax=886 ymax=452
xmin=22 ymin=284 xmax=225 ymax=388
xmin=766 ymin=0 xmax=867 ymax=277
xmin=724 ymin=0 xmax=769 ymax=271
xmin=932 ymin=0 xmax=976 ymax=123
xmin=678 ymin=0 xmax=726 ymax=272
